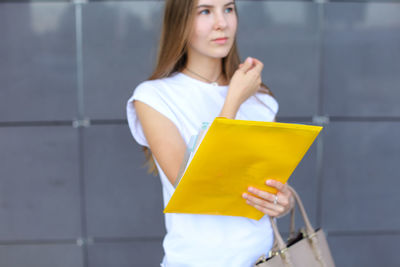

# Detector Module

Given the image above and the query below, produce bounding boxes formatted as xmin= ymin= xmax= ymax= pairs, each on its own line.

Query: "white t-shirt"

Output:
xmin=126 ymin=72 xmax=279 ymax=267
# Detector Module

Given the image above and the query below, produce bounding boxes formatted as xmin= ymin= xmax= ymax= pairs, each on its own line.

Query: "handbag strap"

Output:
xmin=268 ymin=218 xmax=294 ymax=266
xmin=268 ymin=185 xmax=316 ymax=252
xmin=287 ymin=185 xmax=315 ymax=236
xmin=287 ymin=186 xmax=328 ymax=267
xmin=289 ymin=205 xmax=296 ymax=239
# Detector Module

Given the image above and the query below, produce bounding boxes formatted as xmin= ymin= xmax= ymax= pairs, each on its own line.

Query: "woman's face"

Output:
xmin=187 ymin=0 xmax=237 ymax=61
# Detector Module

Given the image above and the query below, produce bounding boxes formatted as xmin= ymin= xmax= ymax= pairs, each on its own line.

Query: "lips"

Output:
xmin=212 ymin=37 xmax=228 ymax=44
xmin=213 ymin=37 xmax=228 ymax=41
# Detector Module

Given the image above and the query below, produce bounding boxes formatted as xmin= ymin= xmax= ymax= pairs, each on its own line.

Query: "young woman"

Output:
xmin=127 ymin=0 xmax=294 ymax=266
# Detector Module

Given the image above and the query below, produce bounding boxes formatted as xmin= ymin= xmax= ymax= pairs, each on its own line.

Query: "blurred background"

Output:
xmin=0 ymin=0 xmax=399 ymax=266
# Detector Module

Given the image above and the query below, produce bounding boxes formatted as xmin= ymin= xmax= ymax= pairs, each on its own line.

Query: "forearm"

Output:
xmin=218 ymin=94 xmax=242 ymax=119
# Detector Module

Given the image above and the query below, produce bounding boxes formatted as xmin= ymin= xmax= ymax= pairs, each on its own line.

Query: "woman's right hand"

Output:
xmin=228 ymin=57 xmax=264 ymax=106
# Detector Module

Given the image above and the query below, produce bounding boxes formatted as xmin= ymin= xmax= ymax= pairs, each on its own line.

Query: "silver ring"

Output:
xmin=273 ymin=195 xmax=278 ymax=205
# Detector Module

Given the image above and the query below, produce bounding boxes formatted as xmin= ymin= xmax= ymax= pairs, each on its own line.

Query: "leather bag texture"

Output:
xmin=254 ymin=186 xmax=335 ymax=267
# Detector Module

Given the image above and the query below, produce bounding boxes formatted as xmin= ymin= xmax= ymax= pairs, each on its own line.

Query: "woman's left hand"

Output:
xmin=242 ymin=179 xmax=293 ymax=218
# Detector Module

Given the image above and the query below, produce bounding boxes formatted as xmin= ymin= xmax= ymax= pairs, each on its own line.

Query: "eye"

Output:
xmin=199 ymin=9 xmax=210 ymax=15
xmin=224 ymin=7 xmax=234 ymax=13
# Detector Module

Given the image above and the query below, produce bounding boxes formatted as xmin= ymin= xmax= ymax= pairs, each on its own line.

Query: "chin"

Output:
xmin=210 ymin=54 xmax=229 ymax=59
xmin=210 ymin=48 xmax=232 ymax=59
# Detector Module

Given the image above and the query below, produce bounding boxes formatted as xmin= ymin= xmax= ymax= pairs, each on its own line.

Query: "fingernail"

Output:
xmin=248 ymin=187 xmax=254 ymax=192
xmin=266 ymin=180 xmax=273 ymax=185
xmin=242 ymin=193 xmax=248 ymax=198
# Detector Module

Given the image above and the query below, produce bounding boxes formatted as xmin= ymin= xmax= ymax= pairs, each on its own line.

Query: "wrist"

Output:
xmin=219 ymin=94 xmax=241 ymax=119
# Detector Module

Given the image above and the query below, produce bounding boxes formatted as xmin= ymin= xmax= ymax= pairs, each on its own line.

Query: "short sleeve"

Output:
xmin=254 ymin=93 xmax=279 ymax=116
xmin=237 ymin=92 xmax=279 ymax=122
xmin=126 ymin=81 xmax=181 ymax=147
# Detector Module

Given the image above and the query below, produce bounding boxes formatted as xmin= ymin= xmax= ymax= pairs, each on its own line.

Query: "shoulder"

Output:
xmin=127 ymin=74 xmax=184 ymax=128
xmin=132 ymin=73 xmax=182 ymax=99
xmin=133 ymin=79 xmax=163 ymax=97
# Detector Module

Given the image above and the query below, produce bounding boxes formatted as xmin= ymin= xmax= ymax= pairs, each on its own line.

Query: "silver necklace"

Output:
xmin=185 ymin=67 xmax=222 ymax=86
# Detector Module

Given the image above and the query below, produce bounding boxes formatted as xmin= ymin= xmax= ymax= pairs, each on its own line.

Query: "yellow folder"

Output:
xmin=164 ymin=117 xmax=323 ymax=220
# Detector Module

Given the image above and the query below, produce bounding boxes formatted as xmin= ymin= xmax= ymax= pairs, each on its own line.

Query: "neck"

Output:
xmin=184 ymin=53 xmax=226 ymax=85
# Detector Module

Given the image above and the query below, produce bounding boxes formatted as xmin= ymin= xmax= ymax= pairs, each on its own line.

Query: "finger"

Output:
xmin=241 ymin=57 xmax=254 ymax=73
xmin=246 ymin=197 xmax=284 ymax=213
xmin=276 ymin=192 xmax=290 ymax=207
xmin=243 ymin=193 xmax=286 ymax=212
xmin=246 ymin=186 xmax=275 ymax=202
xmin=248 ymin=58 xmax=264 ymax=74
xmin=243 ymin=192 xmax=269 ymax=207
xmin=252 ymin=203 xmax=282 ymax=217
xmin=243 ymin=192 xmax=285 ymax=213
xmin=252 ymin=57 xmax=263 ymax=66
xmin=266 ymin=179 xmax=289 ymax=194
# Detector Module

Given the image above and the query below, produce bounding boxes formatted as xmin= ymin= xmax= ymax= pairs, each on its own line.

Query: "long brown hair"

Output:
xmin=143 ymin=0 xmax=273 ymax=175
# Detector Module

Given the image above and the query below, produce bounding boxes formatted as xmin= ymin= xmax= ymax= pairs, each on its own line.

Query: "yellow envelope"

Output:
xmin=164 ymin=117 xmax=323 ymax=220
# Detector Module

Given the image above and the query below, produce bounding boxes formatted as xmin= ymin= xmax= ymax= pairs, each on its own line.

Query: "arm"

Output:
xmin=133 ymin=93 xmax=249 ymax=185
xmin=220 ymin=57 xmax=264 ymax=119
xmin=134 ymin=96 xmax=244 ymax=186
xmin=134 ymin=100 xmax=186 ymax=185
xmin=231 ymin=60 xmax=293 ymax=218
xmin=135 ymin=57 xmax=264 ymax=185
xmin=241 ymin=103 xmax=293 ymax=217
xmin=133 ymin=90 xmax=250 ymax=184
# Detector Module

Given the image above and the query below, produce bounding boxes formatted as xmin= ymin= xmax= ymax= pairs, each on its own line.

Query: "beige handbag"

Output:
xmin=254 ymin=186 xmax=335 ymax=267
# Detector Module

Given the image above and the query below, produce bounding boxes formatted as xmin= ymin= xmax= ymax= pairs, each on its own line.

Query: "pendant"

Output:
xmin=211 ymin=82 xmax=218 ymax=86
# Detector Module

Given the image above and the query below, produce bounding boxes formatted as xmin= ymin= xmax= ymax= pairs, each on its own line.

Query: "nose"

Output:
xmin=214 ymin=12 xmax=228 ymax=30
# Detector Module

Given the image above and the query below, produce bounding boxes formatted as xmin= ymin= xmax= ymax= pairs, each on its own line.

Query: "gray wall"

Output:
xmin=0 ymin=0 xmax=399 ymax=266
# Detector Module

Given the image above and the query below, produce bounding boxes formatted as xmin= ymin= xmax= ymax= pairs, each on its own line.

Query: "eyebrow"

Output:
xmin=197 ymin=2 xmax=235 ymax=9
